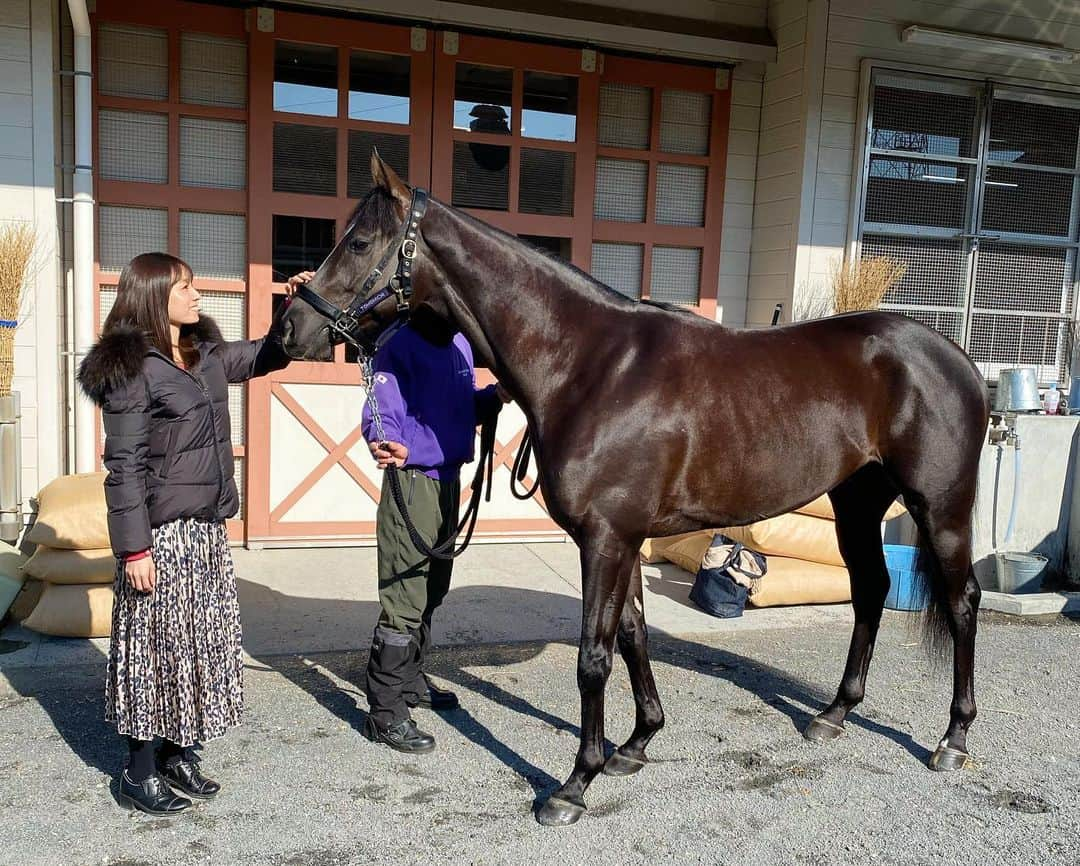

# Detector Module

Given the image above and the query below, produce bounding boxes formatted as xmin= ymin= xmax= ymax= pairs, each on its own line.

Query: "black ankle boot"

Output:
xmin=159 ymin=757 xmax=220 ymax=799
xmin=119 ymin=770 xmax=192 ymax=815
xmin=363 ymin=716 xmax=436 ymax=754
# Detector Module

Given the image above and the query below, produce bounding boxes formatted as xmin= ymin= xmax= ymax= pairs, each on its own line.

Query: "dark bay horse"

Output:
xmin=281 ymin=154 xmax=991 ymax=826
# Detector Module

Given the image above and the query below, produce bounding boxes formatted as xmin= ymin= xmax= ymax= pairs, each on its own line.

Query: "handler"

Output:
xmin=361 ymin=307 xmax=508 ymax=753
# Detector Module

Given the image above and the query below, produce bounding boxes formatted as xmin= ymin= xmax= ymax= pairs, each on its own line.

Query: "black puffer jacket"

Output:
xmin=78 ymin=317 xmax=289 ymax=557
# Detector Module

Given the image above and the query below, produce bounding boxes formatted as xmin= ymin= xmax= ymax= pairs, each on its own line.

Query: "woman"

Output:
xmin=78 ymin=252 xmax=312 ymax=815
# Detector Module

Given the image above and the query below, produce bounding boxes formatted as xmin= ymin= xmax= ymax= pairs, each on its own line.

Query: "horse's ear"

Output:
xmin=370 ymin=149 xmax=411 ymax=216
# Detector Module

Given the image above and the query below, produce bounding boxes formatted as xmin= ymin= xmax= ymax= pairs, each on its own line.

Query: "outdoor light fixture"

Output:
xmin=901 ymin=25 xmax=1080 ymax=64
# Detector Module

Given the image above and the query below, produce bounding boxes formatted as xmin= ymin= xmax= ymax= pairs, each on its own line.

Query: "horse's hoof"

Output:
xmin=804 ymin=716 xmax=846 ymax=743
xmin=928 ymin=743 xmax=971 ymax=772
xmin=536 ymin=795 xmax=586 ymax=827
xmin=603 ymin=750 xmax=647 ymax=777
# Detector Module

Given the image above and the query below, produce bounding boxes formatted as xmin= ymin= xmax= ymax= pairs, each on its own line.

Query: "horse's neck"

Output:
xmin=426 ymin=201 xmax=627 ymax=409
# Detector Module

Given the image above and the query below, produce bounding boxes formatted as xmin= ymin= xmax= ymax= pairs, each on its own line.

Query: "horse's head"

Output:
xmin=281 ymin=152 xmax=444 ymax=360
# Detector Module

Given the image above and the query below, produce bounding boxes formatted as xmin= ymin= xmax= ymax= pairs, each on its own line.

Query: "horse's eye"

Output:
xmin=347 ymin=237 xmax=369 ymax=254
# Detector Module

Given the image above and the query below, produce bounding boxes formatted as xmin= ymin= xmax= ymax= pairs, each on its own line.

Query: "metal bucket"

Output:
xmin=994 ymin=368 xmax=1040 ymax=412
xmin=994 ymin=551 xmax=1048 ymax=594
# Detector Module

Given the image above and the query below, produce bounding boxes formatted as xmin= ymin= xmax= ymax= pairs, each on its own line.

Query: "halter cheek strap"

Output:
xmin=293 ymin=187 xmax=430 ymax=350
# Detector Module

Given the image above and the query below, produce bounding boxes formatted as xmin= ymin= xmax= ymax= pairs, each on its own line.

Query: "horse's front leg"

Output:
xmin=536 ymin=531 xmax=634 ymax=827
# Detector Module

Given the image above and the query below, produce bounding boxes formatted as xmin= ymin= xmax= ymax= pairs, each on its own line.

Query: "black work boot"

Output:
xmin=365 ymin=626 xmax=437 ymax=753
xmin=362 ymin=716 xmax=436 ymax=754
xmin=403 ymin=623 xmax=459 ymax=711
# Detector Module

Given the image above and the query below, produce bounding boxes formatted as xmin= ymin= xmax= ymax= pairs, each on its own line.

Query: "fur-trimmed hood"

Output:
xmin=78 ymin=316 xmax=226 ymax=406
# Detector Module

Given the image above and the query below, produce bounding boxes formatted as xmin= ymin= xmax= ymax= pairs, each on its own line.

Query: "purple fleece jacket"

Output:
xmin=361 ymin=325 xmax=499 ymax=480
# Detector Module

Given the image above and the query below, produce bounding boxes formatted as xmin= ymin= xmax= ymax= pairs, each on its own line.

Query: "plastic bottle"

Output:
xmin=1044 ymin=382 xmax=1061 ymax=415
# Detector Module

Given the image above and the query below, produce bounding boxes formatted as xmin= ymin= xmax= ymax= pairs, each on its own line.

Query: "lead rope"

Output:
xmin=360 ymin=354 xmax=497 ymax=560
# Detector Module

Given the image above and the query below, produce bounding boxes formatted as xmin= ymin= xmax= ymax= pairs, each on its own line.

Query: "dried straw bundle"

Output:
xmin=0 ymin=222 xmax=34 ymax=397
xmin=831 ymin=255 xmax=907 ymax=313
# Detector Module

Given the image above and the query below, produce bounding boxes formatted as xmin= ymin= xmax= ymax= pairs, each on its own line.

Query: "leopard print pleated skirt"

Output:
xmin=106 ymin=518 xmax=244 ymax=746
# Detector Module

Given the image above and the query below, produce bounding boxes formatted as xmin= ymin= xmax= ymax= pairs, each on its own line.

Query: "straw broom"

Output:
xmin=0 ymin=223 xmax=34 ymax=397
xmin=831 ymin=255 xmax=907 ymax=313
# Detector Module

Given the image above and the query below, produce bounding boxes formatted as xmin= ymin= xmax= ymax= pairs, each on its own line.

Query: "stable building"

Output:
xmin=3 ymin=0 xmax=1079 ymax=547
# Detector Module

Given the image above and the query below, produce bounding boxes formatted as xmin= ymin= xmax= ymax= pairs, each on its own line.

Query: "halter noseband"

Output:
xmin=293 ymin=187 xmax=430 ymax=352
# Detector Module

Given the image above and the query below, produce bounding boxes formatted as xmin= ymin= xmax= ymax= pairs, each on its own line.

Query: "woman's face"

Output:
xmin=167 ymin=271 xmax=201 ymax=326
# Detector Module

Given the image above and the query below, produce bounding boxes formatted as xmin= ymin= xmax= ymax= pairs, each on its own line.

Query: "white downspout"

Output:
xmin=67 ymin=0 xmax=95 ymax=473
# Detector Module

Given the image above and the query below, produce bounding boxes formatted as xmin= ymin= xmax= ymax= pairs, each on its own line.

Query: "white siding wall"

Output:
xmin=0 ymin=0 xmax=60 ymax=515
xmin=797 ymin=0 xmax=1080 ymax=312
xmin=718 ymin=65 xmax=763 ymax=325
xmin=746 ymin=0 xmax=808 ymax=325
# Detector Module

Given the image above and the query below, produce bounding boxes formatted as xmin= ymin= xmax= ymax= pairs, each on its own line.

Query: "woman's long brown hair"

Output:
xmin=103 ymin=252 xmax=198 ymax=366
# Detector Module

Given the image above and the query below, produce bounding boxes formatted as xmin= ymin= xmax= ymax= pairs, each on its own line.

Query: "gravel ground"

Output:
xmin=1 ymin=611 xmax=1077 ymax=866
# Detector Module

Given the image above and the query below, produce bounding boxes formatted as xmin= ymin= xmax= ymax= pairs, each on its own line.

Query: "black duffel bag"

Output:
xmin=689 ymin=538 xmax=767 ymax=619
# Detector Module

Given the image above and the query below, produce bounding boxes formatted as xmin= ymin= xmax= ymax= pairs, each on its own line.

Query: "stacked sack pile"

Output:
xmin=16 ymin=472 xmax=115 ymax=637
xmin=642 ymin=494 xmax=907 ymax=608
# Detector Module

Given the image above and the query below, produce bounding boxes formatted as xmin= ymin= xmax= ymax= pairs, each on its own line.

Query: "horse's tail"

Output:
xmin=914 ymin=541 xmax=952 ymax=657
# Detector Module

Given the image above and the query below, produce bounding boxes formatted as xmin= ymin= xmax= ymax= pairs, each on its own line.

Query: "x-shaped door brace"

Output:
xmin=269 ymin=383 xmax=547 ymax=523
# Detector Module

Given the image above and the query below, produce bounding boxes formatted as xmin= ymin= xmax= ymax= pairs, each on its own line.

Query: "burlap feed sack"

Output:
xmin=26 ymin=472 xmax=110 ymax=550
xmin=721 ymin=513 xmax=843 ymax=567
xmin=641 ymin=531 xmax=709 ymax=564
xmin=656 ymin=530 xmax=720 ymax=574
xmin=22 ymin=546 xmax=116 ymax=585
xmin=22 ymin=582 xmax=114 ymax=638
xmin=796 ymin=494 xmax=908 ymax=522
xmin=8 ymin=577 xmax=43 ymax=621
xmin=749 ymin=556 xmax=851 ymax=607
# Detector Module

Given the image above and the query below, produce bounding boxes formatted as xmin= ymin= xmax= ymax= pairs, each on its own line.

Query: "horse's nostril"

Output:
xmin=281 ymin=316 xmax=294 ymax=345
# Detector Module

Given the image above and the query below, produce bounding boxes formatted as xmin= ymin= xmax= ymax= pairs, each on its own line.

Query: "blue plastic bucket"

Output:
xmin=883 ymin=544 xmax=927 ymax=611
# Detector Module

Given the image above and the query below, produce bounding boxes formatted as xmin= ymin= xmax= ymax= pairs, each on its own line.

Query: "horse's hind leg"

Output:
xmin=906 ymin=492 xmax=981 ymax=771
xmin=604 ymin=558 xmax=664 ymax=776
xmin=536 ymin=528 xmax=634 ymax=827
xmin=806 ymin=465 xmax=897 ymax=743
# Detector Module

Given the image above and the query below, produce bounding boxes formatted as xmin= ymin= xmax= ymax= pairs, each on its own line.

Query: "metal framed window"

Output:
xmin=855 ymin=69 xmax=1080 ymax=384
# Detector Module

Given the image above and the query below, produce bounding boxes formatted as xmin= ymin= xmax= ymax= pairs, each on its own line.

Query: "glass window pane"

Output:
xmin=274 ymin=42 xmax=338 ymax=117
xmin=99 ymin=205 xmax=167 ymax=272
xmin=182 ymin=33 xmax=246 ymax=108
xmin=659 ymin=90 xmax=711 ymax=156
xmin=982 ymin=167 xmax=1074 ymax=238
xmin=988 ymin=98 xmax=1080 ymax=169
xmin=452 ymin=140 xmax=509 ymax=210
xmin=591 ymin=242 xmax=643 ymax=300
xmin=98 ymin=110 xmax=168 ymax=183
xmin=650 ymin=247 xmax=701 ymax=305
xmin=656 ymin=163 xmax=706 ymax=227
xmin=973 ymin=242 xmax=1074 ymax=315
xmin=454 ymin=64 xmax=512 ymax=134
xmin=273 ymin=123 xmax=337 ymax=196
xmin=180 ymin=117 xmax=246 ymax=190
xmin=349 ymin=51 xmax=410 ymax=124
xmin=522 ymin=72 xmax=577 ymax=142
xmin=179 ymin=212 xmax=247 ymax=281
xmin=871 ymin=84 xmax=979 ymax=159
xmin=98 ymin=24 xmax=168 ymax=101
xmin=519 ymin=148 xmax=575 ymax=216
xmin=863 ymin=234 xmax=968 ymax=310
xmin=599 ymin=82 xmax=651 ymax=149
xmin=272 ymin=215 xmax=335 ymax=280
xmin=594 ymin=158 xmax=647 ymax=222
xmin=519 ymin=235 xmax=572 ymax=261
xmin=864 ymin=156 xmax=971 ymax=230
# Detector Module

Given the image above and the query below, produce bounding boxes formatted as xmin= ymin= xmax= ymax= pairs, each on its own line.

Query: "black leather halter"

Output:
xmin=293 ymin=188 xmax=430 ymax=351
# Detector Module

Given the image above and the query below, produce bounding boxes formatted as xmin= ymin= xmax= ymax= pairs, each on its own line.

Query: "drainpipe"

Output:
xmin=67 ymin=0 xmax=95 ymax=473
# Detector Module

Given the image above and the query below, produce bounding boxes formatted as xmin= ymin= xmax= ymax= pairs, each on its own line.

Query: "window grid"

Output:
xmin=860 ymin=70 xmax=1080 ymax=383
